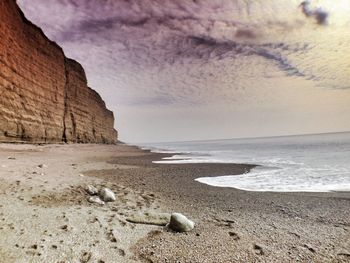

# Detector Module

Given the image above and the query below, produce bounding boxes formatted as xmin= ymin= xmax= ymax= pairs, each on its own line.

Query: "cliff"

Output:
xmin=0 ymin=0 xmax=117 ymax=143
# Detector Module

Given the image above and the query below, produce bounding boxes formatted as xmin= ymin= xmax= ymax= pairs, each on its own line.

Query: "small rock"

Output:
xmin=38 ymin=164 xmax=47 ymax=168
xmin=168 ymin=213 xmax=195 ymax=232
xmin=99 ymin=188 xmax=116 ymax=202
xmin=30 ymin=244 xmax=38 ymax=249
xmin=86 ymin=185 xmax=98 ymax=195
xmin=60 ymin=225 xmax=68 ymax=231
xmin=80 ymin=251 xmax=92 ymax=263
xmin=7 ymin=157 xmax=16 ymax=160
xmin=79 ymin=174 xmax=85 ymax=177
xmin=107 ymin=230 xmax=118 ymax=243
xmin=254 ymin=244 xmax=264 ymax=255
xmin=88 ymin=196 xmax=105 ymax=205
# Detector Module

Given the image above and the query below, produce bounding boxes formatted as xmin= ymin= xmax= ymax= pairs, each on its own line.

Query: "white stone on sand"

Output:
xmin=168 ymin=213 xmax=195 ymax=232
xmin=99 ymin=188 xmax=116 ymax=202
xmin=86 ymin=185 xmax=98 ymax=195
xmin=88 ymin=196 xmax=105 ymax=205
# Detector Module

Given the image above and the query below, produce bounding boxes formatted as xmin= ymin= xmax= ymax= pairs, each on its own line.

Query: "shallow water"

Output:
xmin=139 ymin=132 xmax=350 ymax=192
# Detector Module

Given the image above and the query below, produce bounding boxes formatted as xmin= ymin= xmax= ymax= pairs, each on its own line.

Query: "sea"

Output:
xmin=138 ymin=132 xmax=350 ymax=193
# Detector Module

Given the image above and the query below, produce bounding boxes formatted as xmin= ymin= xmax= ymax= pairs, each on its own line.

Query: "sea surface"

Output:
xmin=139 ymin=132 xmax=350 ymax=192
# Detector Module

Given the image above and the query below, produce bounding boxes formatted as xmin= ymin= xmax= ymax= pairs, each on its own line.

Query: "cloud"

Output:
xmin=17 ymin=0 xmax=350 ymax=99
xmin=300 ymin=1 xmax=329 ymax=25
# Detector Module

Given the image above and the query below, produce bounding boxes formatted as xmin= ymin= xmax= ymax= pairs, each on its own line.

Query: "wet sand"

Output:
xmin=0 ymin=143 xmax=349 ymax=262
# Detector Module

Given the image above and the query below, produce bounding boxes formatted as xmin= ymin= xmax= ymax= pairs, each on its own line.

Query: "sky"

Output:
xmin=17 ymin=0 xmax=350 ymax=143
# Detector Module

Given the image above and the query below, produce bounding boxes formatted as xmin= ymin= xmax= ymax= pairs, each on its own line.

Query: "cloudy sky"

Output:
xmin=18 ymin=0 xmax=350 ymax=143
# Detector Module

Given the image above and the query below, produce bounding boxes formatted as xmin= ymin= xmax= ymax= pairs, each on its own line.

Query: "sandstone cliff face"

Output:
xmin=0 ymin=0 xmax=117 ymax=143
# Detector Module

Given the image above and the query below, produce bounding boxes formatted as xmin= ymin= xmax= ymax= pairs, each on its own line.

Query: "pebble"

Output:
xmin=254 ymin=244 xmax=264 ymax=255
xmin=88 ymin=196 xmax=105 ymax=205
xmin=80 ymin=251 xmax=92 ymax=263
xmin=86 ymin=185 xmax=98 ymax=195
xmin=168 ymin=213 xmax=195 ymax=232
xmin=99 ymin=188 xmax=116 ymax=202
xmin=60 ymin=225 xmax=68 ymax=231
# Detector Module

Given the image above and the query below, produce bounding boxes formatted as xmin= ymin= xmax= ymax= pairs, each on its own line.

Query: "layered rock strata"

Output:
xmin=0 ymin=0 xmax=117 ymax=143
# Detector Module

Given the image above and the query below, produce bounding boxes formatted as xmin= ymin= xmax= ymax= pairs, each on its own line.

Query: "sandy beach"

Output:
xmin=0 ymin=143 xmax=349 ymax=263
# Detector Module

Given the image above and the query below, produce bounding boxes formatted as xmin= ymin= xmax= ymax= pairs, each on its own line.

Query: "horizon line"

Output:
xmin=132 ymin=130 xmax=350 ymax=145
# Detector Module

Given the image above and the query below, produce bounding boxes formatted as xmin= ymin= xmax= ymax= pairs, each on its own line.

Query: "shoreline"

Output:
xmin=0 ymin=143 xmax=349 ymax=262
xmin=138 ymin=146 xmax=350 ymax=194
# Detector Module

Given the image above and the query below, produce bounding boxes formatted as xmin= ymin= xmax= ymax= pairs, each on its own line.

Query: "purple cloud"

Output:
xmin=300 ymin=1 xmax=329 ymax=25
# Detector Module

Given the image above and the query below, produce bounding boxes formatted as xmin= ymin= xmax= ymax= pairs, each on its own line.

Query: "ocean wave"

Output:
xmin=139 ymin=133 xmax=350 ymax=192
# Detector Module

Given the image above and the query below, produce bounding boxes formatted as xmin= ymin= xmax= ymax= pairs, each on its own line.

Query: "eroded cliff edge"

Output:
xmin=0 ymin=0 xmax=117 ymax=143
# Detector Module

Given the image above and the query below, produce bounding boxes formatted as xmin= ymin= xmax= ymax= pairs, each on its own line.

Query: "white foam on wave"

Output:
xmin=195 ymin=166 xmax=350 ymax=192
xmin=153 ymin=152 xmax=221 ymax=163
xmin=153 ymin=158 xmax=232 ymax=164
xmin=153 ymin=154 xmax=350 ymax=192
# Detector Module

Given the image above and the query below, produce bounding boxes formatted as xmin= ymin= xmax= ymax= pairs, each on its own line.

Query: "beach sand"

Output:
xmin=0 ymin=143 xmax=349 ymax=262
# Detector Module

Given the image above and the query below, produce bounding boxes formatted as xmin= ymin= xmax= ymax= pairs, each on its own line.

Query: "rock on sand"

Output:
xmin=88 ymin=196 xmax=105 ymax=205
xmin=168 ymin=213 xmax=195 ymax=232
xmin=99 ymin=188 xmax=116 ymax=202
xmin=86 ymin=185 xmax=98 ymax=195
